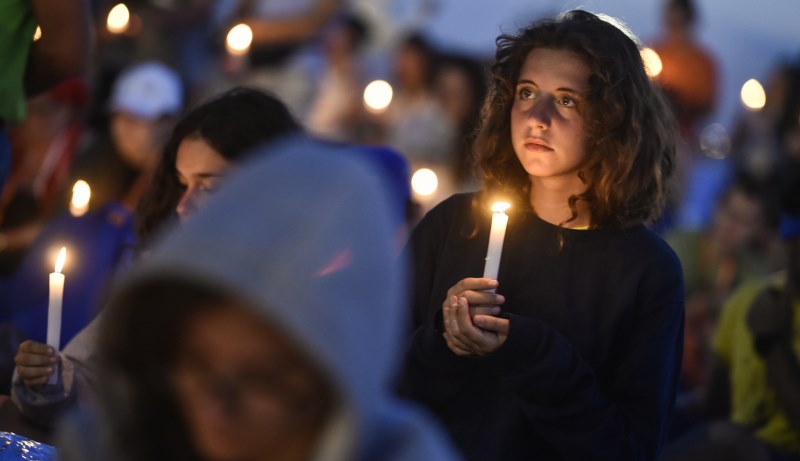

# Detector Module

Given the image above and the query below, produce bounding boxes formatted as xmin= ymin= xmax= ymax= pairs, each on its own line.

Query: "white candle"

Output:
xmin=47 ymin=247 xmax=66 ymax=350
xmin=483 ymin=202 xmax=510 ymax=281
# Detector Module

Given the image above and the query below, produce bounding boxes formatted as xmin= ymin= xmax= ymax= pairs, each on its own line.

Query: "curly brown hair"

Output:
xmin=473 ymin=9 xmax=676 ymax=229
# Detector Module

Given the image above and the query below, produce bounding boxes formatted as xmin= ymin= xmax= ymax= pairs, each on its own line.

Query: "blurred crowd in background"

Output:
xmin=0 ymin=0 xmax=799 ymax=458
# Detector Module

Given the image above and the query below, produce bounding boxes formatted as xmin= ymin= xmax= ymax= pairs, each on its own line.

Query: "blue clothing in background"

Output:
xmin=0 ymin=203 xmax=136 ymax=348
xmin=676 ymin=158 xmax=732 ymax=230
xmin=0 ymin=432 xmax=56 ymax=461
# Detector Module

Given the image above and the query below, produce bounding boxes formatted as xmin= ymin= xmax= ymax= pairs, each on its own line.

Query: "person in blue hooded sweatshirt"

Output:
xmin=56 ymin=137 xmax=460 ymax=461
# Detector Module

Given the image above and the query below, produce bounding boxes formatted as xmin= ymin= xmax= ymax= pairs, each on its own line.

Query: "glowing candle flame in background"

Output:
xmin=411 ymin=168 xmax=438 ymax=197
xmin=70 ymin=180 xmax=91 ymax=217
xmin=640 ymin=47 xmax=662 ymax=78
xmin=226 ymin=23 xmax=253 ymax=56
xmin=363 ymin=80 xmax=393 ymax=113
xmin=33 ymin=26 xmax=42 ymax=41
xmin=107 ymin=3 xmax=130 ymax=34
xmin=741 ymin=79 xmax=766 ymax=111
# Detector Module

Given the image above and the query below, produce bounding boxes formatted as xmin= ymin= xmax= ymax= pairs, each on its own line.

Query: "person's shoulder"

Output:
xmin=421 ymin=192 xmax=474 ymax=221
xmin=618 ymin=225 xmax=684 ymax=275
xmin=409 ymin=193 xmax=475 ymax=244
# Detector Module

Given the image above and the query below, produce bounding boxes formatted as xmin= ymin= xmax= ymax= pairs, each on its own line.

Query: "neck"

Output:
xmin=529 ymin=176 xmax=590 ymax=227
xmin=666 ymin=27 xmax=692 ymax=44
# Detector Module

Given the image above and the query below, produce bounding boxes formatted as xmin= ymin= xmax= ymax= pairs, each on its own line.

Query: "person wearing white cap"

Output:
xmin=108 ymin=61 xmax=184 ymax=180
xmin=49 ymin=61 xmax=185 ymax=215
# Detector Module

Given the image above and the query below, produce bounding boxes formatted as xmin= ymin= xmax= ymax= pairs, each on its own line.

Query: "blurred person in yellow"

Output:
xmin=661 ymin=165 xmax=800 ymax=461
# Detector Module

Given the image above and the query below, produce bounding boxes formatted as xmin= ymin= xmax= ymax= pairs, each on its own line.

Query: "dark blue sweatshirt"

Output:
xmin=399 ymin=193 xmax=685 ymax=461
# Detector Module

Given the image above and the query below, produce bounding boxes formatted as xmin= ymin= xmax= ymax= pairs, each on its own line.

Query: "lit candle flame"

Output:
xmin=363 ymin=80 xmax=393 ymax=113
xmin=226 ymin=23 xmax=253 ymax=56
xmin=70 ymin=180 xmax=91 ymax=217
xmin=107 ymin=3 xmax=130 ymax=34
xmin=411 ymin=168 xmax=438 ymax=196
xmin=640 ymin=47 xmax=662 ymax=78
xmin=741 ymin=78 xmax=766 ymax=111
xmin=55 ymin=247 xmax=66 ymax=274
xmin=33 ymin=26 xmax=42 ymax=41
xmin=491 ymin=202 xmax=511 ymax=213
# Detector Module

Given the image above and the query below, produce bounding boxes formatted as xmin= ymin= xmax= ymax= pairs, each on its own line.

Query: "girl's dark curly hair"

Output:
xmin=473 ymin=10 xmax=677 ymax=229
xmin=136 ymin=87 xmax=300 ymax=245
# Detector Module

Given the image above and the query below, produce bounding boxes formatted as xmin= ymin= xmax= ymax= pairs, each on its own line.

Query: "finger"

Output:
xmin=18 ymin=340 xmax=54 ymax=356
xmin=443 ymin=332 xmax=473 ymax=356
xmin=453 ymin=297 xmax=490 ymax=349
xmin=444 ymin=324 xmax=474 ymax=353
xmin=23 ymin=376 xmax=50 ymax=390
xmin=442 ymin=296 xmax=460 ymax=334
xmin=474 ymin=314 xmax=510 ymax=335
xmin=443 ymin=300 xmax=473 ymax=351
xmin=461 ymin=290 xmax=505 ymax=307
xmin=448 ymin=278 xmax=500 ymax=298
xmin=15 ymin=350 xmax=57 ymax=367
xmin=470 ymin=306 xmax=501 ymax=317
xmin=17 ymin=365 xmax=54 ymax=381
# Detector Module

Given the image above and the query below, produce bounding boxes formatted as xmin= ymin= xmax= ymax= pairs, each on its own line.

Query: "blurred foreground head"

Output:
xmin=61 ymin=137 xmax=459 ymax=461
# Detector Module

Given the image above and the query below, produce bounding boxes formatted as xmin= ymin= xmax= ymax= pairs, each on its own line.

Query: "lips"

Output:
xmin=523 ymin=138 xmax=553 ymax=151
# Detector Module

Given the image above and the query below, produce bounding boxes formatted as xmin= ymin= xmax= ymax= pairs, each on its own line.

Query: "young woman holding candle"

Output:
xmin=10 ymin=87 xmax=301 ymax=427
xmin=398 ymin=10 xmax=684 ymax=461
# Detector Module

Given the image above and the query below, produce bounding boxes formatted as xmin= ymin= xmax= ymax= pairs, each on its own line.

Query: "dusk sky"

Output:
xmin=361 ymin=0 xmax=799 ymax=130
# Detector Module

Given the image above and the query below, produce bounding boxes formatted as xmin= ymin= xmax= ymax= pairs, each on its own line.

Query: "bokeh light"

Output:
xmin=107 ymin=3 xmax=130 ymax=34
xmin=70 ymin=180 xmax=91 ymax=217
xmin=226 ymin=23 xmax=253 ymax=56
xmin=640 ymin=47 xmax=662 ymax=78
xmin=33 ymin=26 xmax=42 ymax=41
xmin=741 ymin=79 xmax=766 ymax=111
xmin=363 ymin=80 xmax=393 ymax=113
xmin=411 ymin=168 xmax=438 ymax=197
xmin=699 ymin=123 xmax=731 ymax=159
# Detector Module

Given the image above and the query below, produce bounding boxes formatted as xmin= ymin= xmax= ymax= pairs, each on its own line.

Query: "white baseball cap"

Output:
xmin=110 ymin=61 xmax=184 ymax=119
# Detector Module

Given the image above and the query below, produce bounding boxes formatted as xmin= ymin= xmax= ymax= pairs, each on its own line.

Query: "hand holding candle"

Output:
xmin=47 ymin=247 xmax=66 ymax=350
xmin=483 ymin=202 xmax=510 ymax=282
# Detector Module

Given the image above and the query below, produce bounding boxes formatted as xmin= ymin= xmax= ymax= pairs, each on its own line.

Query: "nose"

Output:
xmin=526 ymin=96 xmax=551 ymax=129
xmin=176 ymin=187 xmax=198 ymax=223
xmin=208 ymin=375 xmax=244 ymax=417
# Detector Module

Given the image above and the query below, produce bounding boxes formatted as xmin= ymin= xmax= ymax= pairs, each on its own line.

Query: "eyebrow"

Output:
xmin=516 ymin=79 xmax=584 ymax=95
xmin=177 ymin=172 xmax=224 ymax=179
xmin=195 ymin=173 xmax=224 ymax=179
